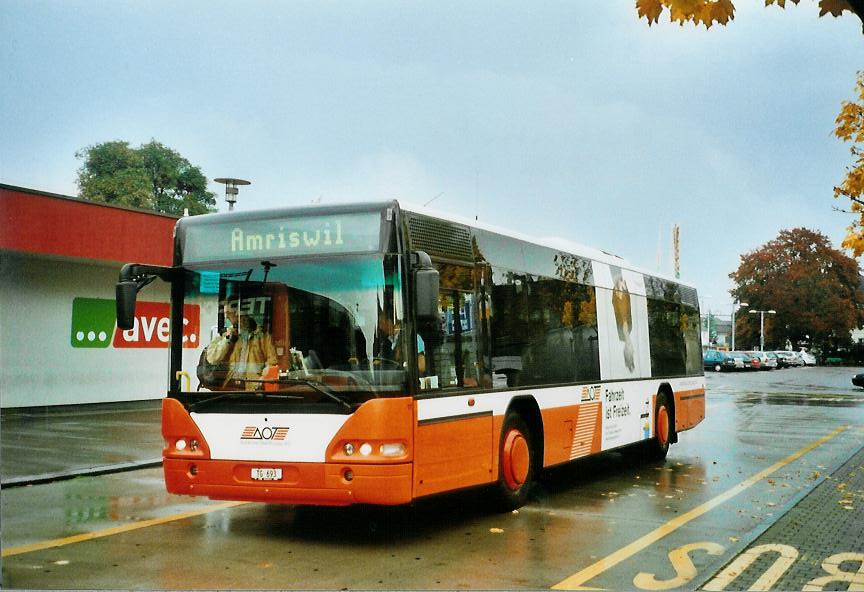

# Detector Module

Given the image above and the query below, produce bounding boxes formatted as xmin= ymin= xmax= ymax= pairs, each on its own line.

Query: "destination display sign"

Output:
xmin=182 ymin=212 xmax=383 ymax=263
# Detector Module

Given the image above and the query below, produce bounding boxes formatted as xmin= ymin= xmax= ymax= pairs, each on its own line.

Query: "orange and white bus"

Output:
xmin=116 ymin=201 xmax=705 ymax=510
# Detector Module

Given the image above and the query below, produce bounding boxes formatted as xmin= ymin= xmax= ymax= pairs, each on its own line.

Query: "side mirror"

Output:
xmin=415 ymin=267 xmax=440 ymax=322
xmin=116 ymin=281 xmax=139 ymax=330
xmin=413 ymin=251 xmax=439 ymax=323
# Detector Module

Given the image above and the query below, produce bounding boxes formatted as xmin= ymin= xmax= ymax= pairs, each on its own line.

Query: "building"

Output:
xmin=701 ymin=314 xmax=732 ymax=350
xmin=0 ymin=184 xmax=181 ymax=408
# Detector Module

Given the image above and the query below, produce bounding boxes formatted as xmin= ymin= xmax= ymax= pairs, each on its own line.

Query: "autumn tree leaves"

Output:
xmin=834 ymin=72 xmax=864 ymax=256
xmin=636 ymin=0 xmax=861 ymax=29
xmin=729 ymin=228 xmax=864 ymax=352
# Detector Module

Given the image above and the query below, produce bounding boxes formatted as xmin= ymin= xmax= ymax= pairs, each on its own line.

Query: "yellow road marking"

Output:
xmin=1 ymin=501 xmax=247 ymax=558
xmin=633 ymin=542 xmax=724 ymax=590
xmin=551 ymin=425 xmax=849 ymax=590
xmin=703 ymin=543 xmax=798 ymax=591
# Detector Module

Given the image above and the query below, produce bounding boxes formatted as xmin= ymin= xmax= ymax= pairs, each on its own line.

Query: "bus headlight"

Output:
xmin=175 ymin=439 xmax=188 ymax=451
xmin=359 ymin=443 xmax=373 ymax=456
xmin=343 ymin=443 xmax=355 ymax=456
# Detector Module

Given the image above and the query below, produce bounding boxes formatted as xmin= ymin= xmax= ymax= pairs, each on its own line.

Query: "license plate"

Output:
xmin=251 ymin=468 xmax=282 ymax=481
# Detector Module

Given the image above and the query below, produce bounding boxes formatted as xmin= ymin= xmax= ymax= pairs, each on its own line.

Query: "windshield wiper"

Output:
xmin=255 ymin=377 xmax=354 ymax=411
xmin=189 ymin=390 xmax=303 ymax=412
xmin=189 ymin=378 xmax=353 ymax=412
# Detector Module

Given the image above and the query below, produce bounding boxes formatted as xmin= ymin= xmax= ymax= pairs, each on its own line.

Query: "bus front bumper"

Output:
xmin=163 ymin=458 xmax=413 ymax=506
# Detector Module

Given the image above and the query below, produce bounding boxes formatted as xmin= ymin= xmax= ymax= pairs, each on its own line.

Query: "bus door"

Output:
xmin=414 ymin=264 xmax=493 ymax=497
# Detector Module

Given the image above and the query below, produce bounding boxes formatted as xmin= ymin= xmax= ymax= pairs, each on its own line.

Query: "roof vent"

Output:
xmin=406 ymin=215 xmax=473 ymax=262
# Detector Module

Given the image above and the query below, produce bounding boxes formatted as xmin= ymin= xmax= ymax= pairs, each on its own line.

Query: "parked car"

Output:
xmin=775 ymin=351 xmax=804 ymax=367
xmin=765 ymin=351 xmax=781 ymax=369
xmin=799 ymin=349 xmax=817 ymax=366
xmin=853 ymin=373 xmax=864 ymax=388
xmin=746 ymin=351 xmax=777 ymax=370
xmin=703 ymin=350 xmax=739 ymax=372
xmin=729 ymin=351 xmax=754 ymax=370
xmin=773 ymin=351 xmax=791 ymax=368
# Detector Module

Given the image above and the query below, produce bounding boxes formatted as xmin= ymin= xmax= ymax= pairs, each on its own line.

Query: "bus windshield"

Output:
xmin=181 ymin=253 xmax=406 ymax=408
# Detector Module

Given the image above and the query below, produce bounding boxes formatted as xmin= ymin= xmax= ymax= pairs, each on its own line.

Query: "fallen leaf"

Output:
xmin=490 ymin=528 xmax=505 ymax=534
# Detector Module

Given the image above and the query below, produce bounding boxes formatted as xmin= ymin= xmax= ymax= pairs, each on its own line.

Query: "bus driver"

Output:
xmin=206 ymin=301 xmax=278 ymax=390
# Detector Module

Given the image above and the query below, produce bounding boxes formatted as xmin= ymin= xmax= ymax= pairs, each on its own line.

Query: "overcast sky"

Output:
xmin=2 ymin=1 xmax=862 ymax=316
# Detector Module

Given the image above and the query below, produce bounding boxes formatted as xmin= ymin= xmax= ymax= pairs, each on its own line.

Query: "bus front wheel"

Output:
xmin=492 ymin=413 xmax=535 ymax=511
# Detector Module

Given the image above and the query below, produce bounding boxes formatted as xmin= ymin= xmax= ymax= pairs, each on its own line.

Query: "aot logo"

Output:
xmin=71 ymin=298 xmax=199 ymax=349
xmin=581 ymin=384 xmax=601 ymax=402
xmin=241 ymin=426 xmax=290 ymax=441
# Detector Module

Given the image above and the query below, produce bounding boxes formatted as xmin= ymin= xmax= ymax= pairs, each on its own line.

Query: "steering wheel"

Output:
xmin=370 ymin=357 xmax=403 ymax=370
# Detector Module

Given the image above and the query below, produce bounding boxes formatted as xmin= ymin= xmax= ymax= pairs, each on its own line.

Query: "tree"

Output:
xmin=834 ymin=72 xmax=864 ymax=256
xmin=76 ymin=140 xmax=216 ymax=215
xmin=729 ymin=228 xmax=864 ymax=354
xmin=636 ymin=0 xmax=863 ymax=31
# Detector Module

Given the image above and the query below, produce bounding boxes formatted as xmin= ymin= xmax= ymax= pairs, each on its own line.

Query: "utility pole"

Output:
xmin=731 ymin=301 xmax=748 ymax=351
xmin=749 ymin=309 xmax=776 ymax=351
xmin=672 ymin=224 xmax=680 ymax=279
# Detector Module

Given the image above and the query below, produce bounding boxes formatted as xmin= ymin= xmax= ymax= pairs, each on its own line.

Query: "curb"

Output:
xmin=1 ymin=459 xmax=163 ymax=488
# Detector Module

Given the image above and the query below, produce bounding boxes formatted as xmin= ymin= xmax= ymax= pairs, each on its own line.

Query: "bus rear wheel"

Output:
xmin=492 ymin=413 xmax=535 ymax=511
xmin=646 ymin=392 xmax=673 ymax=460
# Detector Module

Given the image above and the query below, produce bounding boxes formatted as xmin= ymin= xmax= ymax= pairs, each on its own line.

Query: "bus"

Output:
xmin=116 ymin=200 xmax=705 ymax=510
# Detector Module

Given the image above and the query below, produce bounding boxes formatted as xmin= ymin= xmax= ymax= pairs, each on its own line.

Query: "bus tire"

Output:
xmin=492 ymin=413 xmax=535 ymax=511
xmin=646 ymin=392 xmax=673 ymax=461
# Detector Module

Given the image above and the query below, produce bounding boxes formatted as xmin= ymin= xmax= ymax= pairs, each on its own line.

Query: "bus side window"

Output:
xmin=422 ymin=263 xmax=481 ymax=391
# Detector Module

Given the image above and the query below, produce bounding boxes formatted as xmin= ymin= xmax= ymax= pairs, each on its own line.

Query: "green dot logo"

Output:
xmin=71 ymin=298 xmax=116 ymax=348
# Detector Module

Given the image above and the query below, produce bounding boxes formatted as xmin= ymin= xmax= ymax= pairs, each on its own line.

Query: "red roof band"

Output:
xmin=0 ymin=184 xmax=178 ymax=266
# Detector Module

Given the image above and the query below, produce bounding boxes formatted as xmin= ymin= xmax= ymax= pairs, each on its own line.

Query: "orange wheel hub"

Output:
xmin=657 ymin=405 xmax=669 ymax=446
xmin=502 ymin=429 xmax=530 ymax=490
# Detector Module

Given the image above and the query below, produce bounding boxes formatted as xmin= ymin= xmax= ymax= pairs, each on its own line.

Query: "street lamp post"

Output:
xmin=701 ymin=296 xmax=712 ymax=349
xmin=731 ymin=301 xmax=748 ymax=351
xmin=749 ymin=309 xmax=776 ymax=351
xmin=214 ymin=177 xmax=251 ymax=211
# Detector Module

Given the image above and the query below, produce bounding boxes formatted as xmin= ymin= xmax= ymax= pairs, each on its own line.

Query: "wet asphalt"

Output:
xmin=2 ymin=367 xmax=862 ymax=590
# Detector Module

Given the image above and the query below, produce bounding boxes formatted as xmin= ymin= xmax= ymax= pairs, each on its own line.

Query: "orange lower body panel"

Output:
xmin=674 ymin=388 xmax=706 ymax=432
xmin=163 ymin=458 xmax=413 ymax=506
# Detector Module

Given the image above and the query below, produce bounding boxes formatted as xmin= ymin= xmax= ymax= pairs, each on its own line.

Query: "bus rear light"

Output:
xmin=380 ymin=443 xmax=406 ymax=457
